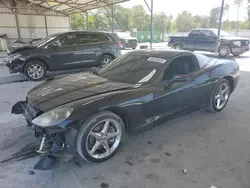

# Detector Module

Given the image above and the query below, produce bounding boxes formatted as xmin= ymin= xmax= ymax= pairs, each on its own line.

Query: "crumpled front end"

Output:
xmin=11 ymin=101 xmax=77 ymax=170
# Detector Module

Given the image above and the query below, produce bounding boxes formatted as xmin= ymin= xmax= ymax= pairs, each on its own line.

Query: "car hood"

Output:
xmin=28 ymin=72 xmax=133 ymax=111
xmin=8 ymin=44 xmax=36 ymax=54
xmin=220 ymin=36 xmax=249 ymax=41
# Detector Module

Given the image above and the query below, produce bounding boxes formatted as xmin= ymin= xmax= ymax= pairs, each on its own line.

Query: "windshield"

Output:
xmin=211 ymin=29 xmax=228 ymax=37
xmin=34 ymin=33 xmax=59 ymax=47
xmin=98 ymin=53 xmax=165 ymax=84
xmin=116 ymin=32 xmax=131 ymax=38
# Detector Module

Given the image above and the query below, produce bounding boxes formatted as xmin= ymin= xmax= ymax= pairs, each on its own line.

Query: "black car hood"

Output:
xmin=221 ymin=36 xmax=249 ymax=41
xmin=8 ymin=44 xmax=36 ymax=54
xmin=28 ymin=72 xmax=132 ymax=111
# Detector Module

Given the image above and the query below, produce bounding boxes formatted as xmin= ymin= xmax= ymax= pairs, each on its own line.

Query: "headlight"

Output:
xmin=6 ymin=53 xmax=21 ymax=61
xmin=233 ymin=41 xmax=241 ymax=47
xmin=32 ymin=108 xmax=73 ymax=127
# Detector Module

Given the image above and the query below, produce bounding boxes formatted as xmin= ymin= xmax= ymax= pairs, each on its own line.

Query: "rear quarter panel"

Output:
xmin=168 ymin=36 xmax=188 ymax=48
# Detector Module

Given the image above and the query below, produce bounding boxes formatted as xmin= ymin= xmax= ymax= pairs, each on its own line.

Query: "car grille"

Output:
xmin=241 ymin=40 xmax=249 ymax=46
xmin=128 ymin=40 xmax=137 ymax=44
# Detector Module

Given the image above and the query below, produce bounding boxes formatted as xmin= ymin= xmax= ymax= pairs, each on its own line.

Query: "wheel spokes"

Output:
xmin=102 ymin=140 xmax=111 ymax=154
xmin=90 ymin=131 xmax=102 ymax=139
xmin=90 ymin=140 xmax=102 ymax=155
xmin=216 ymin=98 xmax=221 ymax=108
xmin=102 ymin=121 xmax=110 ymax=134
xmin=107 ymin=132 xmax=120 ymax=139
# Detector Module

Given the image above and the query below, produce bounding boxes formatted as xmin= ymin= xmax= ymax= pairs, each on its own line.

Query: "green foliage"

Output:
xmin=70 ymin=4 xmax=250 ymax=33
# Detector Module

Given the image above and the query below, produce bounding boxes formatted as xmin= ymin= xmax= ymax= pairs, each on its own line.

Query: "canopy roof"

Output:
xmin=28 ymin=0 xmax=129 ymax=15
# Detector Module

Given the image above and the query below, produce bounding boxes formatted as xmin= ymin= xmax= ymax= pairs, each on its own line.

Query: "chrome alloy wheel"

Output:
xmin=27 ymin=64 xmax=45 ymax=80
xmin=219 ymin=47 xmax=229 ymax=57
xmin=101 ymin=57 xmax=112 ymax=67
xmin=214 ymin=82 xmax=230 ymax=110
xmin=86 ymin=119 xmax=122 ymax=159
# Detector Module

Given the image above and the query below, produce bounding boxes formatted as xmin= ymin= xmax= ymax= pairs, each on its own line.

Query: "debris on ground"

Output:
xmin=28 ymin=170 xmax=35 ymax=175
xmin=180 ymin=169 xmax=187 ymax=174
xmin=147 ymin=141 xmax=152 ymax=144
xmin=100 ymin=182 xmax=109 ymax=188
xmin=210 ymin=186 xmax=218 ymax=188
xmin=165 ymin=152 xmax=172 ymax=156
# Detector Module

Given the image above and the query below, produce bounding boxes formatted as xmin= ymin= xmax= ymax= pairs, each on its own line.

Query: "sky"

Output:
xmin=120 ymin=0 xmax=249 ymax=21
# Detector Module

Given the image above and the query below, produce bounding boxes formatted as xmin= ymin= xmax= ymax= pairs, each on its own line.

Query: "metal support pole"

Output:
xmin=215 ymin=0 xmax=225 ymax=56
xmin=14 ymin=13 xmax=20 ymax=39
xmin=44 ymin=16 xmax=48 ymax=36
xmin=111 ymin=4 xmax=114 ymax=33
xmin=86 ymin=12 xmax=89 ymax=31
xmin=150 ymin=0 xmax=153 ymax=49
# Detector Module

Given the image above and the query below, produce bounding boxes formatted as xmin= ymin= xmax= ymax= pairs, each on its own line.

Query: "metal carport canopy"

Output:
xmin=28 ymin=0 xmax=130 ymax=15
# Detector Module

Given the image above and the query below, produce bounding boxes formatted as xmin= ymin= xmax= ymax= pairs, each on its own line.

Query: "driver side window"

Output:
xmin=163 ymin=55 xmax=198 ymax=81
xmin=49 ymin=34 xmax=76 ymax=48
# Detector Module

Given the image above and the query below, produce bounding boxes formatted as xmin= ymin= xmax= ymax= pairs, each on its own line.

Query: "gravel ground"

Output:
xmin=0 ymin=51 xmax=250 ymax=188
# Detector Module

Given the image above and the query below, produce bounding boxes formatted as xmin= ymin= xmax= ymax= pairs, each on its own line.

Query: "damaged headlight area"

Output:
xmin=5 ymin=53 xmax=21 ymax=61
xmin=32 ymin=108 xmax=74 ymax=127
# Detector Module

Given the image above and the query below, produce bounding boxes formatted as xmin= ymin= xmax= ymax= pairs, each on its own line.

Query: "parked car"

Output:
xmin=5 ymin=31 xmax=122 ymax=81
xmin=168 ymin=28 xmax=249 ymax=57
xmin=12 ymin=50 xmax=239 ymax=169
xmin=115 ymin=32 xmax=138 ymax=49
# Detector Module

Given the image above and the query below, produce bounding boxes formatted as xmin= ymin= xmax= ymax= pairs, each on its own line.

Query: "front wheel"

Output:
xmin=173 ymin=44 xmax=183 ymax=50
xmin=207 ymin=79 xmax=231 ymax=112
xmin=218 ymin=46 xmax=230 ymax=57
xmin=23 ymin=60 xmax=47 ymax=81
xmin=76 ymin=111 xmax=125 ymax=163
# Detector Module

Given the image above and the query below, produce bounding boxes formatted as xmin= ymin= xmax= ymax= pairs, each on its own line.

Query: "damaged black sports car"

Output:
xmin=12 ymin=50 xmax=239 ymax=170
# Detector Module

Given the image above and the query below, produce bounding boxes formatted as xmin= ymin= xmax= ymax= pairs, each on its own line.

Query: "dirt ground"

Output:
xmin=0 ymin=52 xmax=250 ymax=188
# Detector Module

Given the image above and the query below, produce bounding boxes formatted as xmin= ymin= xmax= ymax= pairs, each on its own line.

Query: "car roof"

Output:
xmin=127 ymin=49 xmax=194 ymax=60
xmin=55 ymin=31 xmax=111 ymax=36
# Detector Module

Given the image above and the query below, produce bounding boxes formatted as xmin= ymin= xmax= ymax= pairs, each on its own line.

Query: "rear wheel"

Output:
xmin=207 ymin=79 xmax=231 ymax=112
xmin=23 ymin=60 xmax=47 ymax=81
xmin=173 ymin=44 xmax=183 ymax=50
xmin=76 ymin=111 xmax=125 ymax=163
xmin=99 ymin=55 xmax=113 ymax=68
xmin=218 ymin=46 xmax=230 ymax=57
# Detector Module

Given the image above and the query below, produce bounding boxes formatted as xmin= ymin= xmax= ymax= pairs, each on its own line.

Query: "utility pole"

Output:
xmin=215 ymin=0 xmax=225 ymax=56
xmin=144 ymin=0 xmax=153 ymax=49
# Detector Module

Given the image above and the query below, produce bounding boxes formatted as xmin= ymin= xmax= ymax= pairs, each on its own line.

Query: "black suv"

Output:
xmin=5 ymin=31 xmax=122 ymax=81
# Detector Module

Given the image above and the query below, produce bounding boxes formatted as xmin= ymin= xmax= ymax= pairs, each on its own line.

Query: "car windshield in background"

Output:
xmin=116 ymin=32 xmax=131 ymax=38
xmin=211 ymin=29 xmax=229 ymax=37
xmin=98 ymin=53 xmax=164 ymax=84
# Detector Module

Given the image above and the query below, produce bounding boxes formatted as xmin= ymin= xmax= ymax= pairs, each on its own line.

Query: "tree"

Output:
xmin=175 ymin=11 xmax=194 ymax=32
xmin=209 ymin=7 xmax=221 ymax=28
xmin=235 ymin=0 xmax=244 ymax=34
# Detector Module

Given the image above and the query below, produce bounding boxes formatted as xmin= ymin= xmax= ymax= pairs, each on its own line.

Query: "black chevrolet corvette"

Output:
xmin=12 ymin=50 xmax=239 ymax=169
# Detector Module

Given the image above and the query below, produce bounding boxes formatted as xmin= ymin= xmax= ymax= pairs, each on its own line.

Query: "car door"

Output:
xmin=73 ymin=33 xmax=102 ymax=68
xmin=143 ymin=55 xmax=204 ymax=126
xmin=201 ymin=30 xmax=217 ymax=52
xmin=186 ymin=30 xmax=201 ymax=50
xmin=47 ymin=33 xmax=78 ymax=71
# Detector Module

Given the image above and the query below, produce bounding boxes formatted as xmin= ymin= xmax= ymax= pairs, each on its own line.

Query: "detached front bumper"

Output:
xmin=12 ymin=101 xmax=77 ymax=170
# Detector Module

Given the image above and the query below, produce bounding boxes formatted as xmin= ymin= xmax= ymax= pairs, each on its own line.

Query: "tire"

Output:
xmin=76 ymin=111 xmax=125 ymax=163
xmin=206 ymin=78 xmax=231 ymax=113
xmin=99 ymin=55 xmax=114 ymax=68
xmin=218 ymin=46 xmax=230 ymax=57
xmin=23 ymin=60 xmax=47 ymax=81
xmin=173 ymin=44 xmax=183 ymax=50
